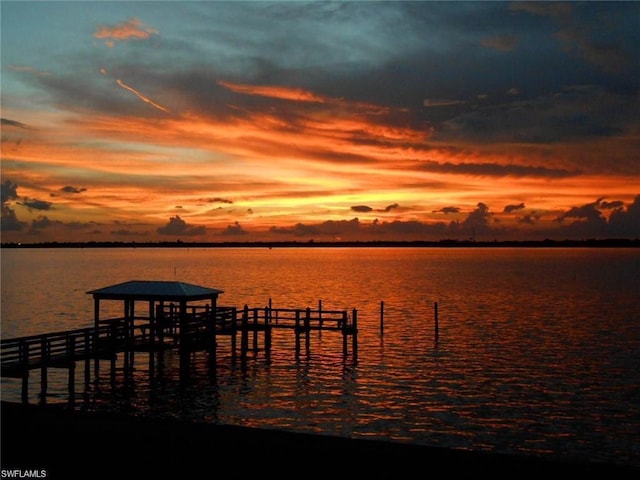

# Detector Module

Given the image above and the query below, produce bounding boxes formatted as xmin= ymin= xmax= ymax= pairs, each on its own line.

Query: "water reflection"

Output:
xmin=2 ymin=247 xmax=639 ymax=467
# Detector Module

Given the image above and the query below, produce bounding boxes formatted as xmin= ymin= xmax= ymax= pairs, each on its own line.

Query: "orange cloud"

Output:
xmin=94 ymin=17 xmax=158 ymax=47
xmin=116 ymin=80 xmax=170 ymax=113
xmin=218 ymin=80 xmax=328 ymax=103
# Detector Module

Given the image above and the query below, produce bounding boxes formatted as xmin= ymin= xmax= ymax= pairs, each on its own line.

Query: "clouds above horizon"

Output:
xmin=1 ymin=1 xmax=639 ymax=243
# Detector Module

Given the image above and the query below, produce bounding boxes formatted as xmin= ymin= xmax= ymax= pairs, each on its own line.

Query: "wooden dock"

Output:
xmin=1 ymin=304 xmax=358 ymax=405
xmin=1 ymin=280 xmax=358 ymax=405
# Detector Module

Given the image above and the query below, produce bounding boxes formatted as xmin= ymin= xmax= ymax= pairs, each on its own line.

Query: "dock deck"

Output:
xmin=1 ymin=304 xmax=357 ymax=403
xmin=1 ymin=280 xmax=358 ymax=405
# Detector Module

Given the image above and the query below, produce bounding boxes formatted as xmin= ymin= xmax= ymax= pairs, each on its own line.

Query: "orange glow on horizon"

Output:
xmin=2 ymin=82 xmax=638 ymax=243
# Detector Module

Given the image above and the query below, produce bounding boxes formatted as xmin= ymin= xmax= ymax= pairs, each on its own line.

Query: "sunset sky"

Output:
xmin=1 ymin=1 xmax=639 ymax=243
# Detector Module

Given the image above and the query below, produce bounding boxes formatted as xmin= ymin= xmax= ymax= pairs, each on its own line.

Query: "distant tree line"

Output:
xmin=1 ymin=239 xmax=639 ymax=248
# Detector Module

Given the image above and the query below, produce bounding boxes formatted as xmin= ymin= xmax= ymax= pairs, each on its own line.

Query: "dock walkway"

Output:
xmin=1 ymin=280 xmax=358 ymax=405
xmin=1 ymin=304 xmax=358 ymax=404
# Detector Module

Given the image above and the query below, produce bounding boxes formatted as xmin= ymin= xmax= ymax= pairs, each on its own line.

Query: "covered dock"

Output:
xmin=1 ymin=280 xmax=357 ymax=405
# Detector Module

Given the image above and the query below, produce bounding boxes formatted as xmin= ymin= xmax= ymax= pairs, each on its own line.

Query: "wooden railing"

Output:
xmin=0 ymin=323 xmax=130 ymax=377
xmin=1 ymin=306 xmax=357 ymax=378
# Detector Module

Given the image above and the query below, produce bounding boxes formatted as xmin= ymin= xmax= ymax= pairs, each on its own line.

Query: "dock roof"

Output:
xmin=87 ymin=280 xmax=224 ymax=302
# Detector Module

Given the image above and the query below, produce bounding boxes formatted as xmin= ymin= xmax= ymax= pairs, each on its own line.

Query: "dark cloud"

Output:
xmin=199 ymin=197 xmax=234 ymax=204
xmin=60 ymin=185 xmax=87 ymax=194
xmin=418 ymin=160 xmax=577 ymax=179
xmin=437 ymin=85 xmax=637 ymax=150
xmin=19 ymin=198 xmax=52 ymax=211
xmin=600 ymin=200 xmax=624 ymax=210
xmin=270 ymin=223 xmax=319 ymax=237
xmin=551 ymin=196 xmax=640 ymax=239
xmin=351 ymin=205 xmax=373 ymax=213
xmin=1 ymin=180 xmax=20 ymax=203
xmin=607 ymin=195 xmax=640 ymax=238
xmin=157 ymin=215 xmax=206 ymax=236
xmin=504 ymin=203 xmax=525 ymax=213
xmin=463 ymin=202 xmax=492 ymax=229
xmin=518 ymin=214 xmax=539 ymax=225
xmin=265 ymin=195 xmax=640 ymax=241
xmin=111 ymin=229 xmax=146 ymax=237
xmin=1 ymin=204 xmax=27 ymax=231
xmin=272 ymin=218 xmax=364 ymax=238
xmin=1 ymin=180 xmax=26 ymax=231
xmin=30 ymin=216 xmax=56 ymax=231
xmin=0 ymin=118 xmax=29 ymax=129
xmin=555 ymin=198 xmax=605 ymax=223
xmin=433 ymin=206 xmax=461 ymax=214
xmin=221 ymin=221 xmax=247 ymax=236
xmin=382 ymin=204 xmax=399 ymax=213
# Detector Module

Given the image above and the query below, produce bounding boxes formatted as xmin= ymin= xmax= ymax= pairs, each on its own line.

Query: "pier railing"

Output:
xmin=1 ymin=305 xmax=357 ymax=376
xmin=1 ymin=304 xmax=358 ymax=405
xmin=0 ymin=323 xmax=130 ymax=378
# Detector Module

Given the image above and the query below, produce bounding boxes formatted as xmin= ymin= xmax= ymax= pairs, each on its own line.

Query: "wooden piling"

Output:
xmin=252 ymin=308 xmax=259 ymax=352
xmin=67 ymin=335 xmax=76 ymax=407
xmin=294 ymin=310 xmax=301 ymax=354
xmin=380 ymin=301 xmax=384 ymax=335
xmin=342 ymin=311 xmax=348 ymax=355
xmin=230 ymin=307 xmax=238 ymax=359
xmin=40 ymin=337 xmax=48 ymax=405
xmin=264 ymin=307 xmax=272 ymax=355
xmin=84 ymin=331 xmax=91 ymax=386
xmin=241 ymin=305 xmax=249 ymax=361
xmin=20 ymin=340 xmax=29 ymax=404
xmin=434 ymin=301 xmax=439 ymax=340
xmin=306 ymin=308 xmax=312 ymax=348
xmin=352 ymin=308 xmax=358 ymax=359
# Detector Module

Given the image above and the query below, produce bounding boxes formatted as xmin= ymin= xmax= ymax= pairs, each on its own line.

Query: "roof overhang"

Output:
xmin=87 ymin=280 xmax=224 ymax=302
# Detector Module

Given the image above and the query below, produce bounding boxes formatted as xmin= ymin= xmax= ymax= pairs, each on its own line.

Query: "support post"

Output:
xmin=342 ymin=311 xmax=348 ymax=356
xmin=295 ymin=310 xmax=301 ymax=355
xmin=264 ymin=307 xmax=272 ymax=355
xmin=40 ymin=337 xmax=48 ymax=405
xmin=305 ymin=307 xmax=311 ymax=354
xmin=93 ymin=297 xmax=100 ymax=376
xmin=241 ymin=305 xmax=249 ymax=360
xmin=253 ymin=308 xmax=259 ymax=352
xmin=231 ymin=307 xmax=237 ymax=360
xmin=110 ymin=324 xmax=117 ymax=387
xmin=352 ymin=308 xmax=358 ymax=360
xmin=84 ymin=331 xmax=91 ymax=386
xmin=209 ymin=300 xmax=217 ymax=370
xmin=20 ymin=340 xmax=29 ymax=404
xmin=67 ymin=335 xmax=76 ymax=408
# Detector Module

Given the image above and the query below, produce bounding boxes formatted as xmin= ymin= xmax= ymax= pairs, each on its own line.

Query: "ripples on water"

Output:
xmin=1 ymin=247 xmax=639 ymax=467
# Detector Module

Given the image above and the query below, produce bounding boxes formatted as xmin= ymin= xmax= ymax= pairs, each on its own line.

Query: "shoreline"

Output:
xmin=2 ymin=401 xmax=638 ymax=478
xmin=2 ymin=238 xmax=639 ymax=249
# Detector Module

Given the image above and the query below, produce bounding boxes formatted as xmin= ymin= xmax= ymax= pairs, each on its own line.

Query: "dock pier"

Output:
xmin=0 ymin=280 xmax=358 ymax=405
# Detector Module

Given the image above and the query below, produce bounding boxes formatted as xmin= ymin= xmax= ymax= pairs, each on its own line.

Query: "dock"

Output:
xmin=0 ymin=280 xmax=358 ymax=405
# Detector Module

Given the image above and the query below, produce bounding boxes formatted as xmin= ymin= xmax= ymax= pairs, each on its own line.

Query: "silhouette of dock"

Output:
xmin=0 ymin=280 xmax=358 ymax=405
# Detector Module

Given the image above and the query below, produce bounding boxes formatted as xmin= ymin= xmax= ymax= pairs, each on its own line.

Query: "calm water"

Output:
xmin=2 ymin=247 xmax=640 ymax=467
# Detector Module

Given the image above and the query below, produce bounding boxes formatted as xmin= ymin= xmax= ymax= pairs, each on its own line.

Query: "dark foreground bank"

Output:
xmin=2 ymin=402 xmax=637 ymax=479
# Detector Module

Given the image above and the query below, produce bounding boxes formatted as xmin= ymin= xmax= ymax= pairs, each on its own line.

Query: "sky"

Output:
xmin=1 ymin=1 xmax=639 ymax=244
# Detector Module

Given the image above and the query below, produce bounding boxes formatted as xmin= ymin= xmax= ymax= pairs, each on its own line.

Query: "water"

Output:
xmin=2 ymin=246 xmax=639 ymax=468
